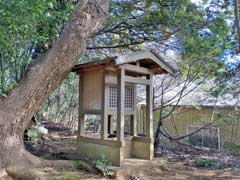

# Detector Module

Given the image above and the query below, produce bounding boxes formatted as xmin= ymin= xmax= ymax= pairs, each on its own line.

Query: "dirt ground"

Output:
xmin=126 ymin=160 xmax=240 ymax=180
xmin=0 ymin=167 xmax=103 ymax=180
xmin=40 ymin=167 xmax=103 ymax=180
xmin=21 ymin=122 xmax=240 ymax=180
xmin=1 ymin=160 xmax=240 ymax=180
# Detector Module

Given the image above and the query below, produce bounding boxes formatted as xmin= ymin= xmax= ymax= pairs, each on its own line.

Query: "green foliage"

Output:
xmin=73 ymin=160 xmax=85 ymax=169
xmin=73 ymin=160 xmax=93 ymax=172
xmin=0 ymin=0 xmax=236 ymax=95
xmin=162 ymin=159 xmax=170 ymax=171
xmin=130 ymin=175 xmax=139 ymax=180
xmin=194 ymin=159 xmax=222 ymax=169
xmin=90 ymin=0 xmax=234 ymax=76
xmin=94 ymin=155 xmax=113 ymax=178
xmin=0 ymin=0 xmax=74 ymax=96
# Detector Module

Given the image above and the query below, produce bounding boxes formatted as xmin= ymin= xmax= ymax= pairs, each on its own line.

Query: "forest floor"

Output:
xmin=1 ymin=168 xmax=103 ymax=180
xmin=31 ymin=167 xmax=103 ymax=180
xmin=2 ymin=159 xmax=240 ymax=180
xmin=126 ymin=160 xmax=240 ymax=180
xmin=16 ymin=121 xmax=240 ymax=180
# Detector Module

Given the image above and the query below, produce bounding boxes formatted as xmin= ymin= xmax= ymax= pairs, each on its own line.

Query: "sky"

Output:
xmin=191 ymin=0 xmax=202 ymax=4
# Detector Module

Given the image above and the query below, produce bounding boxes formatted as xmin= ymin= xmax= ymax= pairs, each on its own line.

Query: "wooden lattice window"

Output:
xmin=108 ymin=85 xmax=134 ymax=110
xmin=109 ymin=86 xmax=118 ymax=109
xmin=125 ymin=86 xmax=134 ymax=109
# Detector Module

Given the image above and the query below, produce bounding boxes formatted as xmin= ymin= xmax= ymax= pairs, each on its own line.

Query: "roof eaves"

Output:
xmin=149 ymin=49 xmax=177 ymax=76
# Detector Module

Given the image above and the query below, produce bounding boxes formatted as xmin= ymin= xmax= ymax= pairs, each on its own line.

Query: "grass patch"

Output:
xmin=73 ymin=160 xmax=94 ymax=172
xmin=223 ymin=142 xmax=240 ymax=156
xmin=40 ymin=167 xmax=101 ymax=180
xmin=54 ymin=172 xmax=83 ymax=180
xmin=194 ymin=159 xmax=222 ymax=169
xmin=95 ymin=155 xmax=114 ymax=178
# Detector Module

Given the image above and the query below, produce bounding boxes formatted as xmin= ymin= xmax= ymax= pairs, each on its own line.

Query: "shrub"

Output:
xmin=130 ymin=175 xmax=139 ymax=180
xmin=195 ymin=159 xmax=222 ymax=169
xmin=73 ymin=160 xmax=93 ymax=172
xmin=95 ymin=155 xmax=114 ymax=178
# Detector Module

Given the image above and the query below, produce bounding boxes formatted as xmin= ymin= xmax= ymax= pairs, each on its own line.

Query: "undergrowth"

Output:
xmin=194 ymin=159 xmax=222 ymax=169
xmin=95 ymin=155 xmax=114 ymax=178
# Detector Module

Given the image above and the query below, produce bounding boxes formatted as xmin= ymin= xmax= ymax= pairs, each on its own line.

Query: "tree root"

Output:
xmin=6 ymin=159 xmax=98 ymax=180
xmin=6 ymin=168 xmax=49 ymax=180
xmin=44 ymin=159 xmax=97 ymax=172
xmin=3 ymin=147 xmax=98 ymax=180
xmin=5 ymin=156 xmax=98 ymax=180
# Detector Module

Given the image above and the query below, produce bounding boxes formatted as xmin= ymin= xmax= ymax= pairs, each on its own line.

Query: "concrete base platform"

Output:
xmin=109 ymin=158 xmax=164 ymax=179
xmin=77 ymin=136 xmax=154 ymax=166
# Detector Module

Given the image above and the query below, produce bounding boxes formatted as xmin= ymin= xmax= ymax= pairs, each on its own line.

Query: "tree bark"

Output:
xmin=0 ymin=0 xmax=109 ymax=170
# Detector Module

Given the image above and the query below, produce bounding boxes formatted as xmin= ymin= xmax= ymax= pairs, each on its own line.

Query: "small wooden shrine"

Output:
xmin=72 ymin=50 xmax=176 ymax=166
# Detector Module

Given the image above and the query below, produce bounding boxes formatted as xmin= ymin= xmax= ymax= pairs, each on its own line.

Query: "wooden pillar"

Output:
xmin=101 ymin=69 xmax=108 ymax=139
xmin=78 ymin=72 xmax=84 ymax=138
xmin=146 ymin=74 xmax=153 ymax=139
xmin=117 ymin=68 xmax=125 ymax=142
xmin=130 ymin=84 xmax=137 ymax=136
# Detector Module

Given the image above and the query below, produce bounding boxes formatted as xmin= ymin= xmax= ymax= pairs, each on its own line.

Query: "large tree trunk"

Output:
xmin=0 ymin=0 xmax=109 ymax=171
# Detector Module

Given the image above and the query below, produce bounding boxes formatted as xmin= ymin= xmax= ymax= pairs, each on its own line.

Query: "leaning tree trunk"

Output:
xmin=0 ymin=0 xmax=109 ymax=170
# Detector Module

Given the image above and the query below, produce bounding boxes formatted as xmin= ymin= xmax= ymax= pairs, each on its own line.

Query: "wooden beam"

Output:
xmin=101 ymin=69 xmax=108 ymax=139
xmin=78 ymin=136 xmax=122 ymax=147
xmin=115 ymin=50 xmax=176 ymax=75
xmin=105 ymin=66 xmax=118 ymax=72
xmin=82 ymin=109 xmax=102 ymax=115
xmin=106 ymin=110 xmax=134 ymax=116
xmin=146 ymin=74 xmax=153 ymax=139
xmin=120 ymin=64 xmax=152 ymax=75
xmin=117 ymin=68 xmax=125 ymax=142
xmin=125 ymin=75 xmax=150 ymax=85
xmin=78 ymin=72 xmax=84 ymax=138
